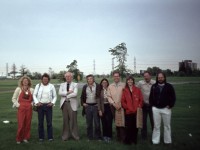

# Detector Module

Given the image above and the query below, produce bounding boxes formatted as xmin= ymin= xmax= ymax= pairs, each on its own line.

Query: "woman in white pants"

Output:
xmin=149 ymin=72 xmax=176 ymax=144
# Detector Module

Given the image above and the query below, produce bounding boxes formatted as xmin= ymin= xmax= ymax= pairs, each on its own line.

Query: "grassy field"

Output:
xmin=0 ymin=77 xmax=200 ymax=150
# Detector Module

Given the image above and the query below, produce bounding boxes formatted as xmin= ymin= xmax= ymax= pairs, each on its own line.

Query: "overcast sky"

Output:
xmin=0 ymin=0 xmax=200 ymax=75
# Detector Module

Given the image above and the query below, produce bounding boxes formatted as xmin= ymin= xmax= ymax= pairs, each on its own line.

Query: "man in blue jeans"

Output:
xmin=81 ymin=74 xmax=101 ymax=141
xmin=33 ymin=73 xmax=57 ymax=141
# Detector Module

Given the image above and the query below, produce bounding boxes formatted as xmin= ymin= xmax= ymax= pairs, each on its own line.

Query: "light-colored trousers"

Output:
xmin=152 ymin=106 xmax=172 ymax=144
xmin=62 ymin=101 xmax=79 ymax=140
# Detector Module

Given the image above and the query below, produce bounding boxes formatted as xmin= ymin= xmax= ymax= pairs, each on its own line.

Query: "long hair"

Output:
xmin=125 ymin=76 xmax=135 ymax=88
xmin=156 ymin=72 xmax=167 ymax=84
xmin=99 ymin=78 xmax=109 ymax=90
xmin=18 ymin=76 xmax=32 ymax=88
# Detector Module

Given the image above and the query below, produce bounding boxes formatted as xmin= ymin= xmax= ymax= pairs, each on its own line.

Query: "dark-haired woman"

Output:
xmin=121 ymin=76 xmax=143 ymax=145
xmin=98 ymin=78 xmax=113 ymax=142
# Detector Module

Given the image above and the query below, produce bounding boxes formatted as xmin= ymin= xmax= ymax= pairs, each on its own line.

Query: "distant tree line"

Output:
xmin=8 ymin=60 xmax=84 ymax=82
xmin=7 ymin=42 xmax=200 ymax=80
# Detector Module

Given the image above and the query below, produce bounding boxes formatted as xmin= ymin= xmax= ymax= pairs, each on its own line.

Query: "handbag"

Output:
xmin=32 ymin=105 xmax=38 ymax=111
xmin=115 ymin=108 xmax=125 ymax=127
xmin=136 ymin=107 xmax=143 ymax=128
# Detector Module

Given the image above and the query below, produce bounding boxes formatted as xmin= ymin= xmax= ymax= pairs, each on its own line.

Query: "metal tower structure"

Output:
xmin=134 ymin=56 xmax=137 ymax=74
xmin=93 ymin=59 xmax=96 ymax=75
xmin=6 ymin=63 xmax=8 ymax=77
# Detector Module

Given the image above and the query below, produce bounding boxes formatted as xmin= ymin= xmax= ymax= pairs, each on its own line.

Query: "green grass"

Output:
xmin=0 ymin=78 xmax=200 ymax=150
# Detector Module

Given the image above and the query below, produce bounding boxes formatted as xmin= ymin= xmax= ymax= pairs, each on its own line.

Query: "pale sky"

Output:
xmin=0 ymin=0 xmax=200 ymax=76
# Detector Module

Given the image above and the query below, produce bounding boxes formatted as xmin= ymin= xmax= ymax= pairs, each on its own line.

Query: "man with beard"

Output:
xmin=149 ymin=72 xmax=176 ymax=145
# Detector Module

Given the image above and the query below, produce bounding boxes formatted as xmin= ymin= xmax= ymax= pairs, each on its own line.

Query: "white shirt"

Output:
xmin=33 ymin=83 xmax=57 ymax=105
xmin=41 ymin=85 xmax=51 ymax=103
xmin=86 ymin=83 xmax=97 ymax=104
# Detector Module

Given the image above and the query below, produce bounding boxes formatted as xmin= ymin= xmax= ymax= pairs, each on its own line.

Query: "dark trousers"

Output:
xmin=37 ymin=104 xmax=53 ymax=140
xmin=101 ymin=104 xmax=113 ymax=138
xmin=116 ymin=127 xmax=126 ymax=142
xmin=125 ymin=113 xmax=138 ymax=144
xmin=85 ymin=105 xmax=101 ymax=140
xmin=141 ymin=104 xmax=154 ymax=139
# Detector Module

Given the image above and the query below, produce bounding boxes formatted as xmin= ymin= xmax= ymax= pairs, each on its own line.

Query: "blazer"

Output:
xmin=98 ymin=89 xmax=112 ymax=113
xmin=12 ymin=87 xmax=34 ymax=108
xmin=59 ymin=82 xmax=79 ymax=111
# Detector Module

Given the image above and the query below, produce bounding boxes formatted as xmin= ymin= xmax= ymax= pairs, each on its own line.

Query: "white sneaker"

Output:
xmin=23 ymin=139 xmax=29 ymax=143
xmin=16 ymin=141 xmax=21 ymax=144
xmin=39 ymin=139 xmax=44 ymax=142
xmin=48 ymin=139 xmax=53 ymax=142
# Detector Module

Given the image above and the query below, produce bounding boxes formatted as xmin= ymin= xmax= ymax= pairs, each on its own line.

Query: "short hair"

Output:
xmin=86 ymin=74 xmax=94 ymax=79
xmin=41 ymin=73 xmax=50 ymax=81
xmin=143 ymin=71 xmax=151 ymax=76
xmin=18 ymin=76 xmax=32 ymax=87
xmin=112 ymin=71 xmax=120 ymax=76
xmin=65 ymin=71 xmax=73 ymax=77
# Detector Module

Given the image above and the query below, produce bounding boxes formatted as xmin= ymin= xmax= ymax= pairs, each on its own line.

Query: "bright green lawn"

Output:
xmin=0 ymin=78 xmax=200 ymax=150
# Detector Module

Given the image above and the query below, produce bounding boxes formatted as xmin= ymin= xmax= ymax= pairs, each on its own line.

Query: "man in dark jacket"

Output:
xmin=80 ymin=74 xmax=101 ymax=141
xmin=149 ymin=72 xmax=176 ymax=145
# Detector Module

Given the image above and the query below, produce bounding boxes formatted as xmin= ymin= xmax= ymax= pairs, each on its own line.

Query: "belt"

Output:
xmin=86 ymin=103 xmax=97 ymax=106
xmin=41 ymin=103 xmax=50 ymax=104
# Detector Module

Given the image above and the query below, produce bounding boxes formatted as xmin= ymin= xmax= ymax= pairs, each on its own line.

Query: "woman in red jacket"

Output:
xmin=121 ymin=76 xmax=143 ymax=145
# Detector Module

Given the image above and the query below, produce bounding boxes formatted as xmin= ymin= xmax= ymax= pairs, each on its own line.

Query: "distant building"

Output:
xmin=140 ymin=70 xmax=146 ymax=75
xmin=179 ymin=60 xmax=197 ymax=71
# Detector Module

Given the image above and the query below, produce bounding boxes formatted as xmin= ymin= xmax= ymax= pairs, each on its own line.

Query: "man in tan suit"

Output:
xmin=59 ymin=72 xmax=79 ymax=141
xmin=107 ymin=71 xmax=125 ymax=142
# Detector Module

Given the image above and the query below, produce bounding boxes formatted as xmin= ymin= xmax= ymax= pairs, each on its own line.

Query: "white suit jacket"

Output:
xmin=59 ymin=82 xmax=79 ymax=111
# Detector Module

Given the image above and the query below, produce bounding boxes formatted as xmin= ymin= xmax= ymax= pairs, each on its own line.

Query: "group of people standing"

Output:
xmin=12 ymin=70 xmax=176 ymax=146
xmin=12 ymin=73 xmax=57 ymax=144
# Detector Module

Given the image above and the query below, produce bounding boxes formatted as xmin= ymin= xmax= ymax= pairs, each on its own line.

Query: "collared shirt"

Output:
xmin=137 ymin=79 xmax=155 ymax=104
xmin=103 ymin=88 xmax=109 ymax=103
xmin=86 ymin=82 xmax=97 ymax=104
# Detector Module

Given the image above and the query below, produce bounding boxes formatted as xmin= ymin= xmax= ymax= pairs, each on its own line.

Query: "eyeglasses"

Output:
xmin=113 ymin=76 xmax=119 ymax=78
